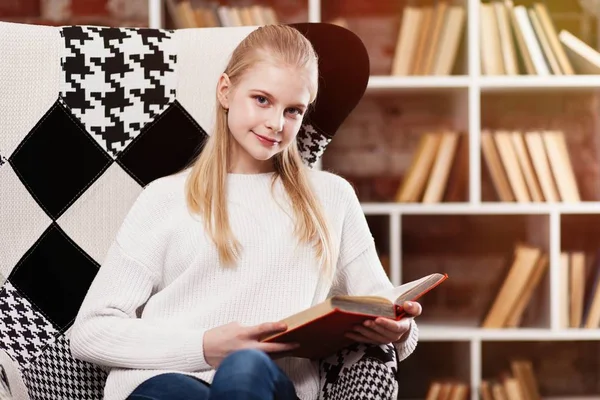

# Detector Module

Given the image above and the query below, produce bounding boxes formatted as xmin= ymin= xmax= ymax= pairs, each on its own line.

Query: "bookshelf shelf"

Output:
xmin=148 ymin=0 xmax=600 ymax=398
xmin=479 ymin=75 xmax=600 ymax=91
xmin=542 ymin=397 xmax=600 ymax=400
xmin=367 ymin=76 xmax=471 ymax=93
xmin=419 ymin=326 xmax=600 ymax=341
xmin=361 ymin=202 xmax=600 ymax=216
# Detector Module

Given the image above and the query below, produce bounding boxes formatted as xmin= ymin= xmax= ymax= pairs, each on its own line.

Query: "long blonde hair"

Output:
xmin=185 ymin=25 xmax=335 ymax=278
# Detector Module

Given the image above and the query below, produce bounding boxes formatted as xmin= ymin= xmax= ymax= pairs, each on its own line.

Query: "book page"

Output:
xmin=374 ymin=273 xmax=447 ymax=305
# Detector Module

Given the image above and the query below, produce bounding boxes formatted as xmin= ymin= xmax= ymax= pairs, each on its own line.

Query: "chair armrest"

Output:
xmin=1 ymin=364 xmax=13 ymax=400
xmin=318 ymin=343 xmax=398 ymax=400
xmin=0 ymin=351 xmax=29 ymax=400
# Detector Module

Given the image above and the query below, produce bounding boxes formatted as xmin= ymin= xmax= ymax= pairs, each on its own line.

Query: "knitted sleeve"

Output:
xmin=331 ymin=245 xmax=419 ymax=362
xmin=69 ymin=180 xmax=212 ymax=372
xmin=331 ymin=180 xmax=419 ymax=362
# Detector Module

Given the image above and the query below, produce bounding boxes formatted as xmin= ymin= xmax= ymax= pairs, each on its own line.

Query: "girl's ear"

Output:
xmin=217 ymin=73 xmax=232 ymax=110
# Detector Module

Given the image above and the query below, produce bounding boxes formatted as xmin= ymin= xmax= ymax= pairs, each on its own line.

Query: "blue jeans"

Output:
xmin=127 ymin=349 xmax=299 ymax=400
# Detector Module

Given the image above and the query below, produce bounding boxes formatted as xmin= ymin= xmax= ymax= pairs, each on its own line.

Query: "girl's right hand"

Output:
xmin=203 ymin=321 xmax=299 ymax=368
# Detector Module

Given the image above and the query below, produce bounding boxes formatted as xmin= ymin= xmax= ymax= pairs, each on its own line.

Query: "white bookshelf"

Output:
xmin=367 ymin=76 xmax=471 ymax=92
xmin=418 ymin=326 xmax=600 ymax=341
xmin=479 ymin=75 xmax=600 ymax=91
xmin=148 ymin=0 xmax=600 ymax=398
xmin=148 ymin=0 xmax=163 ymax=29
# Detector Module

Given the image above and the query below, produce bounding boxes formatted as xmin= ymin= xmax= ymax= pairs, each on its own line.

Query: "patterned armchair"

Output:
xmin=0 ymin=21 xmax=399 ymax=400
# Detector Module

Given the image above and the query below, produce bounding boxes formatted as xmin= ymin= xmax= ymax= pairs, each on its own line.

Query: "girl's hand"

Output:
xmin=203 ymin=321 xmax=299 ymax=368
xmin=345 ymin=301 xmax=422 ymax=345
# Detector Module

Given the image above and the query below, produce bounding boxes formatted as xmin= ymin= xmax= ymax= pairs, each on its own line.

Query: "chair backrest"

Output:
xmin=0 ymin=21 xmax=368 ymax=400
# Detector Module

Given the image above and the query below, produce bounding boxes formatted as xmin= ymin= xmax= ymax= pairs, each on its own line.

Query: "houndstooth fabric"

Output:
xmin=0 ymin=282 xmax=58 ymax=370
xmin=59 ymin=26 xmax=177 ymax=158
xmin=319 ymin=343 xmax=398 ymax=400
xmin=297 ymin=124 xmax=331 ymax=168
xmin=21 ymin=334 xmax=107 ymax=400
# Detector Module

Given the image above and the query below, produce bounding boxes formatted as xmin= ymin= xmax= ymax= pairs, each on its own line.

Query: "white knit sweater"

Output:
xmin=69 ymin=168 xmax=418 ymax=400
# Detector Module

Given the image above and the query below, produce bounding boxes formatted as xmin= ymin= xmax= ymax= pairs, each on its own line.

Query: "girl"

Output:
xmin=70 ymin=24 xmax=422 ymax=400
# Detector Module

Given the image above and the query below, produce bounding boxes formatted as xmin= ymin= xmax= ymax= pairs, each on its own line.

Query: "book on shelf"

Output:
xmin=559 ymin=249 xmax=600 ymax=329
xmin=482 ymin=243 xmax=549 ymax=329
xmin=481 ymin=130 xmax=580 ymax=203
xmin=480 ymin=0 xmax=600 ymax=76
xmin=261 ymin=272 xmax=448 ymax=359
xmin=165 ymin=0 xmax=278 ymax=29
xmin=480 ymin=358 xmax=541 ymax=400
xmin=426 ymin=380 xmax=469 ymax=400
xmin=394 ymin=130 xmax=468 ymax=203
xmin=485 ymin=242 xmax=600 ymax=329
xmin=559 ymin=30 xmax=600 ymax=75
xmin=390 ymin=1 xmax=466 ymax=76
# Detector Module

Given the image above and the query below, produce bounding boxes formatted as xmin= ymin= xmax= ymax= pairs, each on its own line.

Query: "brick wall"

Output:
xmin=322 ymin=92 xmax=470 ymax=202
xmin=0 ymin=0 xmax=148 ymax=27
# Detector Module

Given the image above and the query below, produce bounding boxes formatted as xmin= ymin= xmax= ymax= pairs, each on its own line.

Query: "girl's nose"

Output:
xmin=265 ymin=111 xmax=284 ymax=133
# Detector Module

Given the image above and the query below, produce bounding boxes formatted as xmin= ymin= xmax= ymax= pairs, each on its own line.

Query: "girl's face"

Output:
xmin=217 ymin=62 xmax=312 ymax=173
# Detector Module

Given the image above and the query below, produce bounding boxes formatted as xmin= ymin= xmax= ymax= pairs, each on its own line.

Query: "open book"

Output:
xmin=262 ymin=272 xmax=448 ymax=359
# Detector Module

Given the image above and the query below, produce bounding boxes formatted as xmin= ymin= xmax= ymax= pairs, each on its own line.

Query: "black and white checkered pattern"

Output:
xmin=21 ymin=334 xmax=107 ymax=400
xmin=320 ymin=343 xmax=398 ymax=400
xmin=1 ymin=21 xmax=213 ymax=399
xmin=0 ymin=21 xmax=383 ymax=399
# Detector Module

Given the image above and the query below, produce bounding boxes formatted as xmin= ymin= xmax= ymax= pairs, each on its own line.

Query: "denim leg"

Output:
xmin=209 ymin=349 xmax=298 ymax=400
xmin=127 ymin=372 xmax=210 ymax=400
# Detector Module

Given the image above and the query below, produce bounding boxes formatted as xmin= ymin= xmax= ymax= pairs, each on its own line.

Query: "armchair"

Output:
xmin=0 ymin=20 xmax=399 ymax=400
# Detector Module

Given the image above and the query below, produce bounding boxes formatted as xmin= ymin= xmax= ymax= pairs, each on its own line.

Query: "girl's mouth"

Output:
xmin=253 ymin=131 xmax=279 ymax=146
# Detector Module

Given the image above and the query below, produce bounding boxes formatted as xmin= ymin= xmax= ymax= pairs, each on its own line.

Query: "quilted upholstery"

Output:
xmin=0 ymin=21 xmax=398 ymax=400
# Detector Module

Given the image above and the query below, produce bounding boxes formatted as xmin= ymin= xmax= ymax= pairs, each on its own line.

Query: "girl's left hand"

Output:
xmin=345 ymin=301 xmax=422 ymax=344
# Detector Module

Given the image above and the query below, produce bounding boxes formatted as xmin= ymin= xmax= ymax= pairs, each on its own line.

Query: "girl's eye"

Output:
xmin=286 ymin=108 xmax=303 ymax=117
xmin=255 ymin=95 xmax=268 ymax=105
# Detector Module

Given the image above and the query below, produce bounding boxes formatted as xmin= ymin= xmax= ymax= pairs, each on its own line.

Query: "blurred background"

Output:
xmin=0 ymin=0 xmax=149 ymax=27
xmin=2 ymin=0 xmax=600 ymax=399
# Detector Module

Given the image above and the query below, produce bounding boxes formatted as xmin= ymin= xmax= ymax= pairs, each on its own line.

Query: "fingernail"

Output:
xmin=405 ymin=301 xmax=412 ymax=308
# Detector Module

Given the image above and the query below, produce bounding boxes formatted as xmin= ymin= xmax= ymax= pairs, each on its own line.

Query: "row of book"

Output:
xmin=394 ymin=131 xmax=468 ymax=203
xmin=425 ymin=380 xmax=469 ymax=400
xmin=393 ymin=129 xmax=582 ymax=204
xmin=482 ymin=244 xmax=548 ymax=328
xmin=165 ymin=0 xmax=278 ymax=28
xmin=480 ymin=359 xmax=541 ymax=400
xmin=165 ymin=0 xmax=600 ymax=75
xmin=482 ymin=244 xmax=600 ymax=329
xmin=481 ymin=1 xmax=600 ymax=75
xmin=482 ymin=130 xmax=581 ymax=203
xmin=391 ymin=2 xmax=466 ymax=76
xmin=559 ymin=250 xmax=600 ymax=329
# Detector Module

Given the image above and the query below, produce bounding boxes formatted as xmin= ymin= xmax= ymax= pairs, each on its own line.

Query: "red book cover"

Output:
xmin=263 ymin=273 xmax=448 ymax=359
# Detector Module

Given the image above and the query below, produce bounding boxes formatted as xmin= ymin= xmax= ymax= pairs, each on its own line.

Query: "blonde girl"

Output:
xmin=70 ymin=23 xmax=422 ymax=400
